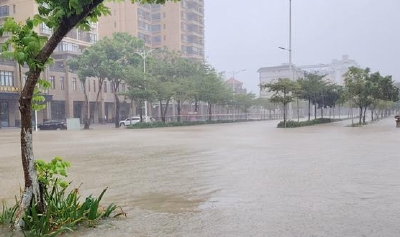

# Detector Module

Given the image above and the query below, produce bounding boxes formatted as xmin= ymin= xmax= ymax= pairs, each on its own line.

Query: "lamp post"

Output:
xmin=134 ymin=48 xmax=156 ymax=122
xmin=278 ymin=0 xmax=293 ymax=120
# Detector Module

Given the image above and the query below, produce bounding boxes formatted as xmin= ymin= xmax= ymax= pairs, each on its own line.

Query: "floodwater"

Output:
xmin=0 ymin=119 xmax=399 ymax=237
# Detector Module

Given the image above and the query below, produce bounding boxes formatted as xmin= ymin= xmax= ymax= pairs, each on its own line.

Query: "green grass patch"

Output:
xmin=277 ymin=118 xmax=342 ymax=128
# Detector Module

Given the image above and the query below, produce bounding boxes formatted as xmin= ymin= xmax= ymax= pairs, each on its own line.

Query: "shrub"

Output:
xmin=0 ymin=157 xmax=124 ymax=236
xmin=126 ymin=120 xmax=251 ymax=129
xmin=277 ymin=118 xmax=341 ymax=128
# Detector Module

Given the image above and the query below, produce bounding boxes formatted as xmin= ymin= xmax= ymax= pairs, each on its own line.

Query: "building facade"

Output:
xmin=0 ymin=0 xmax=204 ymax=127
xmin=98 ymin=0 xmax=205 ymax=60
xmin=257 ymin=64 xmax=304 ymax=98
xmin=299 ymin=55 xmax=359 ymax=85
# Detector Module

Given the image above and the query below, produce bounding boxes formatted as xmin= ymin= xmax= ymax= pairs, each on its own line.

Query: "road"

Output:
xmin=0 ymin=119 xmax=399 ymax=237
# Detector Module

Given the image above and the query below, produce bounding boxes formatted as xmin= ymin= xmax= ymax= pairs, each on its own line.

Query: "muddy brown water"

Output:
xmin=0 ymin=119 xmax=399 ymax=237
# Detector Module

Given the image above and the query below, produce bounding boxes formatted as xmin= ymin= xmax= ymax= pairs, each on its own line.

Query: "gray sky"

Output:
xmin=205 ymin=0 xmax=400 ymax=94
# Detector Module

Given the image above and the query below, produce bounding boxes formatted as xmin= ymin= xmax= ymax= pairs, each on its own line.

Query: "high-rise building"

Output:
xmin=98 ymin=0 xmax=205 ymax=60
xmin=0 ymin=0 xmax=114 ymax=127
xmin=0 ymin=1 xmax=204 ymax=127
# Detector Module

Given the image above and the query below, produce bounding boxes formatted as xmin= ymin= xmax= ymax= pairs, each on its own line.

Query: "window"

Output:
xmin=104 ymin=81 xmax=107 ymax=93
xmin=88 ymin=79 xmax=91 ymax=92
xmin=57 ymin=41 xmax=80 ymax=53
xmin=93 ymin=80 xmax=96 ymax=92
xmin=60 ymin=77 xmax=64 ymax=90
xmin=152 ymin=24 xmax=161 ymax=32
xmin=0 ymin=71 xmax=14 ymax=86
xmin=152 ymin=36 xmax=161 ymax=44
xmin=72 ymin=78 xmax=77 ymax=91
xmin=80 ymin=81 xmax=84 ymax=91
xmin=49 ymin=76 xmax=55 ymax=89
xmin=121 ymin=83 xmax=125 ymax=93
xmin=0 ymin=6 xmax=9 ymax=17
xmin=40 ymin=23 xmax=52 ymax=35
xmin=110 ymin=82 xmax=114 ymax=93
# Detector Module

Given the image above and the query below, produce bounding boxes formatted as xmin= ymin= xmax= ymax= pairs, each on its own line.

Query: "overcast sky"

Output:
xmin=204 ymin=0 xmax=400 ymax=94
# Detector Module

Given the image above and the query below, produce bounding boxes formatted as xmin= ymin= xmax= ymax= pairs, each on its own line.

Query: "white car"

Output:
xmin=119 ymin=116 xmax=154 ymax=126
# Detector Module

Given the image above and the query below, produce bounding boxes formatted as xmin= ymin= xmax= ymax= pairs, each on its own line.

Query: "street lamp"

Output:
xmin=134 ymin=48 xmax=157 ymax=122
xmin=278 ymin=0 xmax=293 ymax=121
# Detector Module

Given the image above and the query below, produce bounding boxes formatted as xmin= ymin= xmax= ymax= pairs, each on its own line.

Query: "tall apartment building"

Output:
xmin=98 ymin=0 xmax=205 ymax=60
xmin=0 ymin=1 xmax=203 ymax=127
xmin=0 ymin=0 xmax=117 ymax=127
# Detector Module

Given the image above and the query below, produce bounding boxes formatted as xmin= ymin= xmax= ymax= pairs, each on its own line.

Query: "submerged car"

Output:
xmin=37 ymin=120 xmax=67 ymax=130
xmin=119 ymin=116 xmax=154 ymax=126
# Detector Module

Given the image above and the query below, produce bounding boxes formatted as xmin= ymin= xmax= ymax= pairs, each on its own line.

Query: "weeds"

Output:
xmin=0 ymin=157 xmax=124 ymax=236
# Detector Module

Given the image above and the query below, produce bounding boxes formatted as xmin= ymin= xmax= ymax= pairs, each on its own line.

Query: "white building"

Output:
xmin=257 ymin=64 xmax=303 ymax=98
xmin=299 ymin=55 xmax=359 ymax=85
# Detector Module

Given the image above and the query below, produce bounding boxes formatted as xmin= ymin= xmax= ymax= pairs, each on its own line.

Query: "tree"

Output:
xmin=0 ymin=0 xmax=175 ymax=230
xmin=123 ymin=66 xmax=155 ymax=122
xmin=100 ymin=33 xmax=144 ymax=127
xmin=344 ymin=67 xmax=372 ymax=125
xmin=261 ymin=78 xmax=298 ymax=127
xmin=68 ymin=40 xmax=109 ymax=129
xmin=197 ymin=66 xmax=230 ymax=121
xmin=344 ymin=67 xmax=399 ymax=125
xmin=298 ymin=73 xmax=326 ymax=120
xmin=149 ymin=50 xmax=189 ymax=122
xmin=234 ymin=92 xmax=256 ymax=118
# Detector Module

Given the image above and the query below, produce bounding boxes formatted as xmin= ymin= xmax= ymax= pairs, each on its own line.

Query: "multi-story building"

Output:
xmin=98 ymin=0 xmax=205 ymax=60
xmin=225 ymin=78 xmax=247 ymax=95
xmin=0 ymin=0 xmax=116 ymax=127
xmin=299 ymin=55 xmax=359 ymax=85
xmin=258 ymin=55 xmax=359 ymax=99
xmin=0 ymin=0 xmax=204 ymax=127
xmin=257 ymin=64 xmax=304 ymax=98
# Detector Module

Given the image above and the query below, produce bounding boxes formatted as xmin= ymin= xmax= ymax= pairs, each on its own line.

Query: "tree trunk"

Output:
xmin=177 ymin=100 xmax=181 ymax=122
xmin=297 ymin=97 xmax=300 ymax=122
xmin=363 ymin=107 xmax=367 ymax=124
xmin=163 ymin=100 xmax=170 ymax=122
xmin=308 ymin=99 xmax=311 ymax=121
xmin=371 ymin=110 xmax=374 ymax=122
xmin=89 ymin=79 xmax=104 ymax=125
xmin=83 ymin=92 xmax=90 ymax=129
xmin=208 ymin=103 xmax=212 ymax=122
xmin=159 ymin=101 xmax=165 ymax=122
xmin=320 ymin=107 xmax=323 ymax=118
xmin=283 ymin=102 xmax=287 ymax=128
xmin=194 ymin=99 xmax=198 ymax=113
xmin=359 ymin=106 xmax=363 ymax=125
xmin=314 ymin=104 xmax=317 ymax=120
xmin=114 ymin=93 xmax=120 ymax=128
xmin=13 ymin=0 xmax=107 ymax=230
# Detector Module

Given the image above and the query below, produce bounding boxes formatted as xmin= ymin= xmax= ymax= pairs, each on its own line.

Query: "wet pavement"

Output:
xmin=0 ymin=119 xmax=399 ymax=237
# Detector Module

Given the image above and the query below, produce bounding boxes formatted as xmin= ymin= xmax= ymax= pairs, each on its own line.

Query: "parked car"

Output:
xmin=119 ymin=116 xmax=154 ymax=126
xmin=38 ymin=120 xmax=67 ymax=130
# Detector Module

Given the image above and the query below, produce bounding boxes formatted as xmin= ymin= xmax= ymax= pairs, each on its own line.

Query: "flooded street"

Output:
xmin=1 ymin=119 xmax=399 ymax=237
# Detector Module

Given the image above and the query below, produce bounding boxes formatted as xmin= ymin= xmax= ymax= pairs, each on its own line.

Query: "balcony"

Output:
xmin=0 ymin=86 xmax=19 ymax=93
